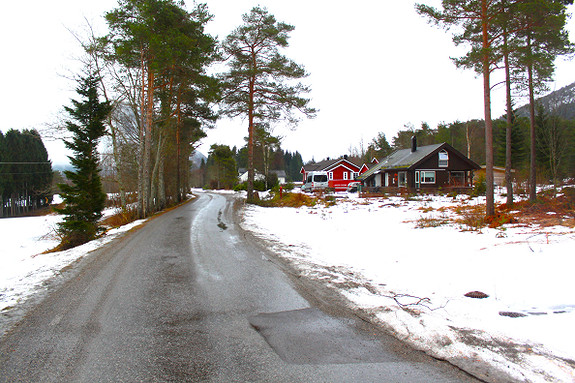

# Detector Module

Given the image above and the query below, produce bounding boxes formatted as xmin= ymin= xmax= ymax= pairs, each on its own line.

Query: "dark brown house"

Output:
xmin=357 ymin=137 xmax=480 ymax=193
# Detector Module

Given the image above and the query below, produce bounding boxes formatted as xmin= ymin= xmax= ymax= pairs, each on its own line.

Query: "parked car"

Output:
xmin=301 ymin=171 xmax=329 ymax=192
xmin=346 ymin=181 xmax=361 ymax=193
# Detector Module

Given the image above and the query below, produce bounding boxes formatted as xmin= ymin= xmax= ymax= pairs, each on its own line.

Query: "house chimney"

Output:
xmin=344 ymin=154 xmax=348 ymax=160
xmin=411 ymin=136 xmax=417 ymax=152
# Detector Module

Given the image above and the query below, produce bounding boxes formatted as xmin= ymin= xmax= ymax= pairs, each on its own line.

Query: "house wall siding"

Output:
xmin=416 ymin=149 xmax=475 ymax=171
xmin=329 ymin=164 xmax=361 ymax=191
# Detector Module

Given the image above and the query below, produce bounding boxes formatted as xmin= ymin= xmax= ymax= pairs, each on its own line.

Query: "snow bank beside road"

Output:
xmin=241 ymin=193 xmax=575 ymax=382
xmin=0 ymin=213 xmax=145 ymax=316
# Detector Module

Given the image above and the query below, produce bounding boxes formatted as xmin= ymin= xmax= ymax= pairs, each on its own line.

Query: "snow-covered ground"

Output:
xmin=1 ymin=190 xmax=573 ymax=382
xmin=0 ymin=208 xmax=145 ymax=320
xmin=241 ymin=190 xmax=575 ymax=383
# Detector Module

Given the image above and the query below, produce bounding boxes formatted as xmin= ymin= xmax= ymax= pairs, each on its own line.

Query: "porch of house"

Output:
xmin=359 ymin=185 xmax=474 ymax=198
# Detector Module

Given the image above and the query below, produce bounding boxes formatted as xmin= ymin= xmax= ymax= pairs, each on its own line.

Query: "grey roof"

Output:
xmin=303 ymin=157 xmax=363 ymax=172
xmin=358 ymin=143 xmax=445 ymax=180
xmin=239 ymin=169 xmax=287 ymax=178
xmin=303 ymin=158 xmax=339 ymax=172
xmin=270 ymin=169 xmax=287 ymax=178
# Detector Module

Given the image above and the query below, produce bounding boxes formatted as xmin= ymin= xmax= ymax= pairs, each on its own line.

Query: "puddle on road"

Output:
xmin=249 ymin=308 xmax=400 ymax=365
xmin=217 ymin=210 xmax=228 ymax=230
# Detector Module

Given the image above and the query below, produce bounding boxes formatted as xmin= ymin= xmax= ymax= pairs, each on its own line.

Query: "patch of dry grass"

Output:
xmin=415 ymin=214 xmax=450 ymax=228
xmin=500 ymin=187 xmax=575 ymax=228
xmin=253 ymin=192 xmax=318 ymax=208
xmin=101 ymin=206 xmax=140 ymax=228
xmin=449 ymin=186 xmax=575 ymax=230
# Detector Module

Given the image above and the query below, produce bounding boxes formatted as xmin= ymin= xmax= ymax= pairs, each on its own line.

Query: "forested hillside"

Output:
xmin=363 ymin=83 xmax=575 ymax=184
xmin=516 ymin=81 xmax=575 ymax=120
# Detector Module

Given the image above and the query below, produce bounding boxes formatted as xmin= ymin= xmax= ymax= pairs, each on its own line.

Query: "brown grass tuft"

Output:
xmin=101 ymin=207 xmax=140 ymax=228
xmin=252 ymin=192 xmax=318 ymax=208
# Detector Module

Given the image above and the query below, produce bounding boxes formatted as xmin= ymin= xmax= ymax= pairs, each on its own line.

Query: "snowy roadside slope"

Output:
xmin=0 ymin=213 xmax=145 ymax=318
xmin=241 ymin=193 xmax=575 ymax=383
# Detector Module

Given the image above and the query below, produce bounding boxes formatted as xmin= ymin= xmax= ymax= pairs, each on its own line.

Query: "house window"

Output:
xmin=343 ymin=172 xmax=348 ymax=180
xmin=439 ymin=150 xmax=449 ymax=167
xmin=421 ymin=171 xmax=436 ymax=184
xmin=353 ymin=172 xmax=359 ymax=179
xmin=328 ymin=172 xmax=333 ymax=180
xmin=398 ymin=172 xmax=407 ymax=187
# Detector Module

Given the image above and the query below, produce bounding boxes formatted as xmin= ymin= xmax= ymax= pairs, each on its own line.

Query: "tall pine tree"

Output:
xmin=513 ymin=0 xmax=573 ymax=201
xmin=105 ymin=0 xmax=219 ymax=217
xmin=56 ymin=72 xmax=111 ymax=249
xmin=416 ymin=0 xmax=506 ymax=217
xmin=220 ymin=7 xmax=316 ymax=201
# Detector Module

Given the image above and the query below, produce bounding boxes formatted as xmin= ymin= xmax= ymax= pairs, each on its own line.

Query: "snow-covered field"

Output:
xmin=1 ymin=190 xmax=573 ymax=382
xmin=241 ymin=190 xmax=575 ymax=383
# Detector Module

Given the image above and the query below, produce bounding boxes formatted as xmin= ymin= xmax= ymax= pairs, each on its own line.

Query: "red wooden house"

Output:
xmin=301 ymin=156 xmax=370 ymax=192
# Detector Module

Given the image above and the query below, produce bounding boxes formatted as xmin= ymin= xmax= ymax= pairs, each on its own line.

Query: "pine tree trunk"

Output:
xmin=527 ymin=35 xmax=537 ymax=203
xmin=503 ymin=15 xmax=514 ymax=207
xmin=247 ymin=76 xmax=255 ymax=201
xmin=465 ymin=123 xmax=471 ymax=159
xmin=150 ymin=132 xmax=166 ymax=211
xmin=11 ymin=193 xmax=16 ymax=217
xmin=482 ymin=0 xmax=495 ymax=217
xmin=158 ymin=155 xmax=166 ymax=209
xmin=139 ymin=63 xmax=155 ymax=217
xmin=138 ymin=54 xmax=148 ymax=218
xmin=176 ymin=114 xmax=182 ymax=202
xmin=109 ymin=118 xmax=128 ymax=210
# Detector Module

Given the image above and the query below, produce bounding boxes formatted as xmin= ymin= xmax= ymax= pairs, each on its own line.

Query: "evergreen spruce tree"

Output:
xmin=56 ymin=72 xmax=111 ymax=249
xmin=494 ymin=112 xmax=528 ymax=170
xmin=370 ymin=132 xmax=393 ymax=159
xmin=206 ymin=144 xmax=237 ymax=190
xmin=0 ymin=129 xmax=52 ymax=216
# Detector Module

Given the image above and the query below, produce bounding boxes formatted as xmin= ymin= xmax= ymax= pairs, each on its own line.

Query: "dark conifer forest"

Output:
xmin=0 ymin=129 xmax=53 ymax=217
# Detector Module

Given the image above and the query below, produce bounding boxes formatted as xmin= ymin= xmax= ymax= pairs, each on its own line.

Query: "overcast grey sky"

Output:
xmin=1 ymin=1 xmax=574 ymax=164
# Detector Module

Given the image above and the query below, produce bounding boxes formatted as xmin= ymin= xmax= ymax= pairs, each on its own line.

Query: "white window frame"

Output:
xmin=438 ymin=150 xmax=449 ymax=167
xmin=343 ymin=172 xmax=348 ymax=180
xmin=421 ymin=171 xmax=436 ymax=184
xmin=328 ymin=172 xmax=333 ymax=180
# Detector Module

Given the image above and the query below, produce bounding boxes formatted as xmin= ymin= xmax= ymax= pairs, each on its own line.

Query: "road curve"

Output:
xmin=0 ymin=192 xmax=481 ymax=382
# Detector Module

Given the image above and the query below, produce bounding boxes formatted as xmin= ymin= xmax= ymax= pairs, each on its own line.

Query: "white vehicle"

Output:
xmin=301 ymin=171 xmax=329 ymax=192
xmin=346 ymin=181 xmax=361 ymax=193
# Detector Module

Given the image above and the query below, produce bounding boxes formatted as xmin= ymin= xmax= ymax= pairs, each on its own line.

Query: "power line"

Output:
xmin=0 ymin=172 xmax=54 ymax=175
xmin=0 ymin=162 xmax=52 ymax=165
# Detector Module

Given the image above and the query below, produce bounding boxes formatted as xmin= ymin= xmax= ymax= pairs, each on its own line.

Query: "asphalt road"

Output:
xmin=0 ymin=192 xmax=482 ymax=382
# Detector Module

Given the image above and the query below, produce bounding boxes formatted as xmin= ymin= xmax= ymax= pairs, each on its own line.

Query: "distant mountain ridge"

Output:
xmin=190 ymin=150 xmax=207 ymax=168
xmin=53 ymin=163 xmax=74 ymax=172
xmin=515 ymin=81 xmax=575 ymax=119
